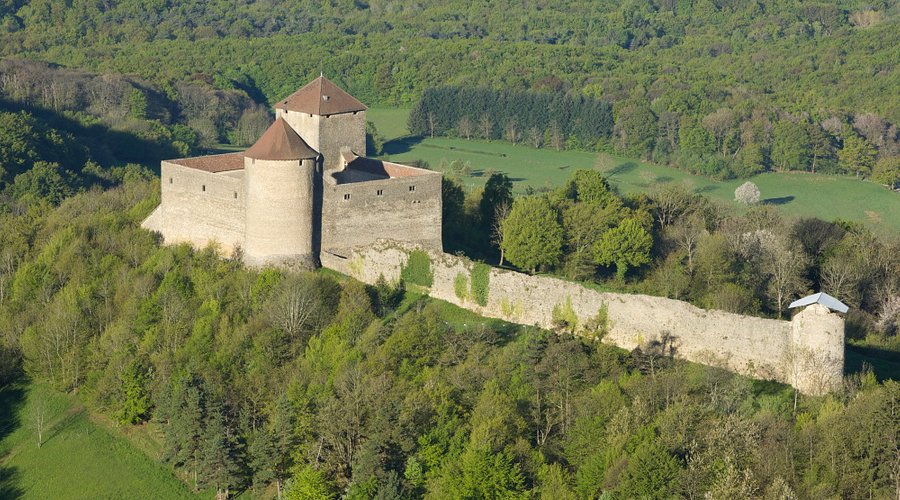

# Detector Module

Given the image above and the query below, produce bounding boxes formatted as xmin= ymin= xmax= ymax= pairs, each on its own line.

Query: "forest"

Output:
xmin=0 ymin=0 xmax=899 ymax=498
xmin=0 ymin=98 xmax=897 ymax=498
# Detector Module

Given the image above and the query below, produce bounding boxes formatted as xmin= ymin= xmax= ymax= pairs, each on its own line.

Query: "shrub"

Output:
xmin=734 ymin=181 xmax=760 ymax=204
xmin=400 ymin=250 xmax=433 ymax=287
xmin=470 ymin=263 xmax=491 ymax=306
xmin=454 ymin=272 xmax=469 ymax=301
xmin=583 ymin=303 xmax=609 ymax=339
xmin=552 ymin=296 xmax=578 ymax=332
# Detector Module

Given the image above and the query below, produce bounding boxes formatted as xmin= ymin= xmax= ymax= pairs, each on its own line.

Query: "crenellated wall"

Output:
xmin=321 ymin=240 xmax=845 ymax=395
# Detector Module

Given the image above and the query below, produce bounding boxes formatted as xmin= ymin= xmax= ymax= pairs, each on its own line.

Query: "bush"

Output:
xmin=454 ymin=272 xmax=469 ymax=301
xmin=400 ymin=250 xmax=433 ymax=287
xmin=734 ymin=181 xmax=760 ymax=204
xmin=470 ymin=263 xmax=491 ymax=306
xmin=552 ymin=296 xmax=578 ymax=332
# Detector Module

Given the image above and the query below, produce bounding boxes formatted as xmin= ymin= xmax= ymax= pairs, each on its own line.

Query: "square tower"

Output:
xmin=275 ymin=76 xmax=367 ymax=171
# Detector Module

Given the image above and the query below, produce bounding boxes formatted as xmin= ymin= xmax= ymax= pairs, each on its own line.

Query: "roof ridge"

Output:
xmin=275 ymin=75 xmax=367 ymax=116
xmin=245 ymin=117 xmax=318 ymax=161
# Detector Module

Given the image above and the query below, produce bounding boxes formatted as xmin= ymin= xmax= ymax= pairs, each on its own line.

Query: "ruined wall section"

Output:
xmin=321 ymin=241 xmax=844 ymax=394
xmin=141 ymin=162 xmax=244 ymax=254
xmin=321 ymin=174 xmax=442 ymax=255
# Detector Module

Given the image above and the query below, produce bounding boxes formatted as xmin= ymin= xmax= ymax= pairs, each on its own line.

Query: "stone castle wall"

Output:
xmin=277 ymin=109 xmax=366 ymax=170
xmin=321 ymin=172 xmax=442 ymax=255
xmin=321 ymin=240 xmax=844 ymax=395
xmin=141 ymin=161 xmax=245 ymax=253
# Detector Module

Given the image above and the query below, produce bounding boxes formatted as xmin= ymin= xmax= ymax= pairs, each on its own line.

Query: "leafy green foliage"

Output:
xmin=501 ymin=196 xmax=564 ymax=273
xmin=469 ymin=263 xmax=490 ymax=307
xmin=593 ymin=218 xmax=653 ymax=280
xmin=400 ymin=250 xmax=434 ymax=288
xmin=453 ymin=272 xmax=468 ymax=301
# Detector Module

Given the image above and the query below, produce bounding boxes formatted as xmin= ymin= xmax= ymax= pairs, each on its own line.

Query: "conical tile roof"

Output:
xmin=244 ymin=118 xmax=318 ymax=161
xmin=275 ymin=75 xmax=367 ymax=116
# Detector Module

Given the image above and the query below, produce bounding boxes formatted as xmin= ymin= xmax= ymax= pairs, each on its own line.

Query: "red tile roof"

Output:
xmin=167 ymin=152 xmax=244 ymax=173
xmin=275 ymin=76 xmax=367 ymax=116
xmin=340 ymin=153 xmax=435 ymax=181
xmin=245 ymin=118 xmax=319 ymax=160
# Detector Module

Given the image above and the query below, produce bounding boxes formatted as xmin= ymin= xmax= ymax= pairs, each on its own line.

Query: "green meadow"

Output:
xmin=0 ymin=383 xmax=201 ymax=499
xmin=368 ymin=108 xmax=900 ymax=238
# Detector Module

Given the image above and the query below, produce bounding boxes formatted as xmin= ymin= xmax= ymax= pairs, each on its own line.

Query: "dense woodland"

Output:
xmin=0 ymin=101 xmax=897 ymax=498
xmin=0 ymin=0 xmax=899 ymax=498
xmin=409 ymin=85 xmax=900 ymax=183
xmin=0 ymin=174 xmax=897 ymax=499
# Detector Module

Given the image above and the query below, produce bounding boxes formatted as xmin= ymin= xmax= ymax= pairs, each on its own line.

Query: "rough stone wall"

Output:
xmin=243 ymin=157 xmax=316 ymax=268
xmin=790 ymin=304 xmax=845 ymax=395
xmin=141 ymin=162 xmax=245 ymax=253
xmin=320 ymin=173 xmax=442 ymax=255
xmin=277 ymin=109 xmax=366 ymax=171
xmin=318 ymin=111 xmax=366 ymax=170
xmin=321 ymin=241 xmax=844 ymax=394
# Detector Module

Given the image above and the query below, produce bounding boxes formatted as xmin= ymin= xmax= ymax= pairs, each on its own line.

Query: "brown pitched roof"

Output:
xmin=245 ymin=118 xmax=318 ymax=160
xmin=275 ymin=76 xmax=367 ymax=115
xmin=167 ymin=152 xmax=245 ymax=173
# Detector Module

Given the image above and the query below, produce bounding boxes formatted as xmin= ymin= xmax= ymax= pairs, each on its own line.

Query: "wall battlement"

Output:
xmin=321 ymin=240 xmax=845 ymax=395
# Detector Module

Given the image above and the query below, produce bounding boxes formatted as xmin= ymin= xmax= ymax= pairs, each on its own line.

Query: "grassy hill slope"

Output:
xmin=0 ymin=384 xmax=200 ymax=499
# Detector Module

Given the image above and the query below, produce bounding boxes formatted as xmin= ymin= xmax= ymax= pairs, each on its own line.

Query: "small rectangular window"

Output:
xmin=376 ymin=189 xmax=383 ymax=196
xmin=344 ymin=193 xmax=351 ymax=200
xmin=169 ymin=177 xmax=173 ymax=184
xmin=233 ymin=192 xmax=238 ymax=199
xmin=202 ymin=185 xmax=206 ymax=192
xmin=409 ymin=185 xmax=416 ymax=192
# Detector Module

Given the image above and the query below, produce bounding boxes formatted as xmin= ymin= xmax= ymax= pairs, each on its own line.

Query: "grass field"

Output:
xmin=367 ymin=108 xmax=900 ymax=238
xmin=0 ymin=383 xmax=201 ymax=499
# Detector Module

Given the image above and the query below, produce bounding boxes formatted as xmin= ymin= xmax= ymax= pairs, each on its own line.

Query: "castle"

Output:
xmin=143 ymin=76 xmax=846 ymax=395
xmin=142 ymin=75 xmax=442 ymax=268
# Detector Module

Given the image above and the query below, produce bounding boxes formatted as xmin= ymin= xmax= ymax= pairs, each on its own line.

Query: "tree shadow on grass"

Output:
xmin=845 ymin=345 xmax=900 ymax=382
xmin=696 ymin=185 xmax=719 ymax=194
xmin=40 ymin=407 xmax=85 ymax=449
xmin=382 ymin=135 xmax=424 ymax=155
xmin=606 ymin=162 xmax=637 ymax=176
xmin=763 ymin=196 xmax=795 ymax=206
xmin=0 ymin=383 xmax=26 ymax=499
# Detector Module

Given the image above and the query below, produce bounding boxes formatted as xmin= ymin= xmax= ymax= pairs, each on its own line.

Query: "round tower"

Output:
xmin=243 ymin=117 xmax=320 ymax=269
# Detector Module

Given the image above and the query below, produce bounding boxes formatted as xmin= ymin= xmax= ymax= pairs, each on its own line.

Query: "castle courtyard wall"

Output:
xmin=321 ymin=240 xmax=844 ymax=395
xmin=321 ymin=174 xmax=442 ymax=255
xmin=142 ymin=162 xmax=245 ymax=253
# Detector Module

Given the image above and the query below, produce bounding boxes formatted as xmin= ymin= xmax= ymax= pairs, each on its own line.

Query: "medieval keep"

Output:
xmin=142 ymin=76 xmax=443 ymax=268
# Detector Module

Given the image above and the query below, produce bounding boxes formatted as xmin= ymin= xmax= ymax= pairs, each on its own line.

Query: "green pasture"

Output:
xmin=0 ymin=383 xmax=200 ymax=499
xmin=367 ymin=108 xmax=900 ymax=238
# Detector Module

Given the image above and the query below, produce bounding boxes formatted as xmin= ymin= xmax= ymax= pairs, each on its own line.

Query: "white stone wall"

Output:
xmin=141 ymin=162 xmax=245 ymax=253
xmin=321 ymin=241 xmax=844 ymax=394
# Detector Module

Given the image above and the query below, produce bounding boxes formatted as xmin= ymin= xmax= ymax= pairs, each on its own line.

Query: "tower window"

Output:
xmin=233 ymin=192 xmax=238 ymax=199
xmin=169 ymin=177 xmax=173 ymax=184
xmin=202 ymin=185 xmax=206 ymax=192
xmin=409 ymin=185 xmax=416 ymax=192
xmin=344 ymin=193 xmax=351 ymax=200
xmin=376 ymin=189 xmax=383 ymax=196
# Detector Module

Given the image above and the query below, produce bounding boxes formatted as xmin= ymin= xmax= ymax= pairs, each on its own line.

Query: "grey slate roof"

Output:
xmin=788 ymin=292 xmax=849 ymax=313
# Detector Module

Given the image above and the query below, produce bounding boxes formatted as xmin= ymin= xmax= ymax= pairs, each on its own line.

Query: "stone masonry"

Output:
xmin=321 ymin=240 xmax=845 ymax=395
